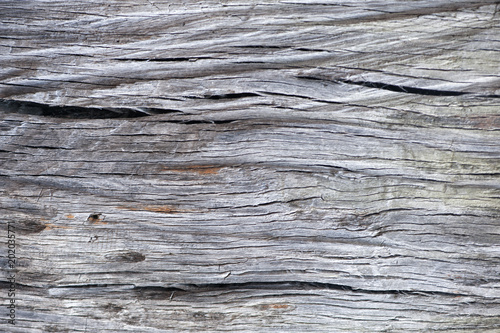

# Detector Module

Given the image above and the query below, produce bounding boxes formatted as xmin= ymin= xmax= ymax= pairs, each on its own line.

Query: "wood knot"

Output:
xmin=87 ymin=213 xmax=104 ymax=223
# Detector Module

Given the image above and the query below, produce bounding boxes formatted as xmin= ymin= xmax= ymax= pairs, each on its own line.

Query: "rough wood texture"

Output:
xmin=1 ymin=0 xmax=500 ymax=332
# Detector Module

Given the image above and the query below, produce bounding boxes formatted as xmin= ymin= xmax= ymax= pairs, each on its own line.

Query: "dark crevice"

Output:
xmin=297 ymin=75 xmax=500 ymax=98
xmin=13 ymin=174 xmax=88 ymax=179
xmin=184 ymin=92 xmax=261 ymax=100
xmin=181 ymin=281 xmax=469 ymax=297
xmin=339 ymin=79 xmax=467 ymax=96
xmin=0 ymin=281 xmax=42 ymax=289
xmin=49 ymin=283 xmax=136 ymax=289
xmin=295 ymin=75 xmax=326 ymax=82
xmin=158 ymin=119 xmax=238 ymax=125
xmin=113 ymin=57 xmax=213 ymax=62
xmin=295 ymin=47 xmax=330 ymax=52
xmin=45 ymin=281 xmax=469 ymax=298
xmin=480 ymin=94 xmax=500 ymax=98
xmin=234 ymin=45 xmax=291 ymax=49
xmin=23 ymin=145 xmax=71 ymax=150
xmin=262 ymin=91 xmax=316 ymax=100
xmin=261 ymin=91 xmax=343 ymax=105
xmin=0 ymin=99 xmax=183 ymax=119
xmin=316 ymin=163 xmax=357 ymax=173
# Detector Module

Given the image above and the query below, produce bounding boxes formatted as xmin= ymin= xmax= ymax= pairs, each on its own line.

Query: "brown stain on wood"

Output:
xmin=105 ymin=251 xmax=146 ymax=263
xmin=162 ymin=165 xmax=223 ymax=175
xmin=259 ymin=304 xmax=292 ymax=310
xmin=44 ymin=223 xmax=71 ymax=230
xmin=65 ymin=214 xmax=75 ymax=219
xmin=470 ymin=115 xmax=500 ymax=130
xmin=16 ymin=219 xmax=46 ymax=234
xmin=101 ymin=303 xmax=124 ymax=313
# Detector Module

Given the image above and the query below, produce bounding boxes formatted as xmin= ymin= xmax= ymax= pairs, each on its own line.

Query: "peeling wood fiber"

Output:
xmin=1 ymin=0 xmax=500 ymax=332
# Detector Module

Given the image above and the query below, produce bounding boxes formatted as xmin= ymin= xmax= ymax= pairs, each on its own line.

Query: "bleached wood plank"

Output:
xmin=1 ymin=0 xmax=500 ymax=332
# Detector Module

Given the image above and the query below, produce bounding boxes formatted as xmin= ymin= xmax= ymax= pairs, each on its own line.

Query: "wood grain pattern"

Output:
xmin=1 ymin=0 xmax=500 ymax=331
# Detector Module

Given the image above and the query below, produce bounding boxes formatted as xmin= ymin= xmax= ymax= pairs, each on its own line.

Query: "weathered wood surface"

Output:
xmin=1 ymin=0 xmax=500 ymax=331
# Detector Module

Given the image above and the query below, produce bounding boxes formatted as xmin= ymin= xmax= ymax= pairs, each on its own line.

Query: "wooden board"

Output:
xmin=1 ymin=0 xmax=500 ymax=331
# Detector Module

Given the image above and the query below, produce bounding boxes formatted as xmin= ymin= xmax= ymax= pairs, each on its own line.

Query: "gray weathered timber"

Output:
xmin=1 ymin=0 xmax=500 ymax=332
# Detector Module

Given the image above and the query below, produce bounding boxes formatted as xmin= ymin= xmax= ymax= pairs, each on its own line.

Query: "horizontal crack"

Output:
xmin=181 ymin=281 xmax=468 ymax=297
xmin=233 ymin=45 xmax=292 ymax=49
xmin=339 ymin=79 xmax=467 ymax=96
xmin=0 ymin=99 xmax=183 ymax=119
xmin=40 ymin=281 xmax=469 ymax=298
xmin=113 ymin=57 xmax=214 ymax=62
xmin=157 ymin=118 xmax=238 ymax=125
xmin=297 ymin=75 xmax=500 ymax=98
xmin=184 ymin=92 xmax=261 ymax=100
